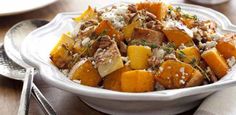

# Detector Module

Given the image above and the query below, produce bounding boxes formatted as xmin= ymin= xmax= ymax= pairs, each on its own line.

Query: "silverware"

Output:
xmin=0 ymin=45 xmax=55 ymax=115
xmin=2 ymin=19 xmax=56 ymax=115
xmin=18 ymin=68 xmax=34 ymax=115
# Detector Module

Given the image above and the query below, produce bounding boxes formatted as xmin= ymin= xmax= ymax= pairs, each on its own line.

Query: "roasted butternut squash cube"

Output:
xmin=73 ymin=6 xmax=97 ymax=22
xmin=155 ymin=60 xmax=204 ymax=89
xmin=163 ymin=28 xmax=193 ymax=47
xmin=50 ymin=33 xmax=75 ymax=69
xmin=123 ymin=20 xmax=141 ymax=39
xmin=73 ymin=40 xmax=86 ymax=54
xmin=121 ymin=70 xmax=154 ymax=92
xmin=181 ymin=18 xmax=195 ymax=28
xmin=103 ymin=66 xmax=131 ymax=91
xmin=216 ymin=34 xmax=236 ymax=59
xmin=136 ymin=2 xmax=168 ymax=21
xmin=176 ymin=46 xmax=201 ymax=64
xmin=127 ymin=45 xmax=152 ymax=69
xmin=95 ymin=20 xmax=123 ymax=41
xmin=69 ymin=59 xmax=101 ymax=87
xmin=94 ymin=40 xmax=124 ymax=77
xmin=201 ymin=48 xmax=229 ymax=78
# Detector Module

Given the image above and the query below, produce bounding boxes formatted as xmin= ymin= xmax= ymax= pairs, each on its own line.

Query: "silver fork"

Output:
xmin=0 ymin=45 xmax=56 ymax=115
xmin=0 ymin=44 xmax=56 ymax=115
xmin=4 ymin=19 xmax=57 ymax=115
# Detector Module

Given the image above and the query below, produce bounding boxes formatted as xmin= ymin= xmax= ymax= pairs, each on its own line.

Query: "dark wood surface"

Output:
xmin=0 ymin=0 xmax=235 ymax=115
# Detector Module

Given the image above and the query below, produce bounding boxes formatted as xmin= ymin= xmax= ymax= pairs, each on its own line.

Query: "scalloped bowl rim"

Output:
xmin=21 ymin=2 xmax=236 ymax=101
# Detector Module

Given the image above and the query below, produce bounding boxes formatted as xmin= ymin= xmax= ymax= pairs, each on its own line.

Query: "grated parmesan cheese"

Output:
xmin=101 ymin=4 xmax=128 ymax=29
xmin=179 ymin=67 xmax=185 ymax=73
xmin=81 ymin=37 xmax=90 ymax=46
xmin=159 ymin=67 xmax=164 ymax=72
xmin=227 ymin=56 xmax=236 ymax=67
xmin=179 ymin=79 xmax=185 ymax=85
xmin=164 ymin=19 xmax=193 ymax=38
xmin=205 ymin=41 xmax=217 ymax=49
xmin=61 ymin=69 xmax=69 ymax=76
xmin=73 ymin=80 xmax=81 ymax=84
xmin=153 ymin=48 xmax=166 ymax=59
xmin=210 ymin=33 xmax=222 ymax=41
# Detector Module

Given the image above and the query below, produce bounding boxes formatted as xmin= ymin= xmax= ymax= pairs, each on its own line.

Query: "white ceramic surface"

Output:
xmin=20 ymin=2 xmax=236 ymax=115
xmin=0 ymin=0 xmax=57 ymax=16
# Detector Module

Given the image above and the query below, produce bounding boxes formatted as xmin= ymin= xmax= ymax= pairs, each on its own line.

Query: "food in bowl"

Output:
xmin=50 ymin=1 xmax=236 ymax=93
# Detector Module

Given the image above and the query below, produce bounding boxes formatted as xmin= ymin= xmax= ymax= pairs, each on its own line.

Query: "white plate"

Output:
xmin=20 ymin=2 xmax=236 ymax=115
xmin=0 ymin=0 xmax=57 ymax=16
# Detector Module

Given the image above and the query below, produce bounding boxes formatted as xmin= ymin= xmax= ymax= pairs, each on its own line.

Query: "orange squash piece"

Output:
xmin=181 ymin=18 xmax=195 ymax=28
xmin=163 ymin=28 xmax=193 ymax=47
xmin=50 ymin=33 xmax=75 ymax=69
xmin=176 ymin=46 xmax=201 ymax=64
xmin=136 ymin=2 xmax=168 ymax=21
xmin=127 ymin=45 xmax=152 ymax=70
xmin=103 ymin=66 xmax=131 ymax=91
xmin=123 ymin=20 xmax=141 ymax=39
xmin=95 ymin=20 xmax=123 ymax=41
xmin=73 ymin=40 xmax=86 ymax=54
xmin=155 ymin=60 xmax=204 ymax=89
xmin=121 ymin=70 xmax=155 ymax=92
xmin=69 ymin=59 xmax=102 ymax=87
xmin=201 ymin=48 xmax=229 ymax=78
xmin=73 ymin=6 xmax=97 ymax=22
xmin=216 ymin=34 xmax=236 ymax=59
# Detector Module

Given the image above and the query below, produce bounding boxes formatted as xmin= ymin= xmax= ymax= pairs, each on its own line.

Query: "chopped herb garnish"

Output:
xmin=189 ymin=58 xmax=197 ymax=65
xmin=176 ymin=7 xmax=181 ymax=12
xmin=161 ymin=43 xmax=176 ymax=54
xmin=182 ymin=13 xmax=198 ymax=20
xmin=193 ymin=15 xmax=198 ymax=20
xmin=130 ymin=39 xmax=158 ymax=49
xmin=167 ymin=7 xmax=174 ymax=14
xmin=100 ymin=29 xmax=109 ymax=36
xmin=141 ymin=39 xmax=147 ymax=45
xmin=163 ymin=47 xmax=174 ymax=54
xmin=178 ymin=51 xmax=186 ymax=59
xmin=72 ymin=36 xmax=102 ymax=65
xmin=150 ymin=44 xmax=158 ymax=49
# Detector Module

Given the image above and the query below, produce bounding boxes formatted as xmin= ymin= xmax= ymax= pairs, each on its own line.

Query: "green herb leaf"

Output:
xmin=193 ymin=15 xmax=198 ymax=20
xmin=189 ymin=58 xmax=197 ymax=65
xmin=176 ymin=7 xmax=181 ymax=12
xmin=150 ymin=44 xmax=158 ymax=49
xmin=182 ymin=13 xmax=198 ymax=20
xmin=100 ymin=29 xmax=109 ymax=36
xmin=177 ymin=50 xmax=186 ymax=59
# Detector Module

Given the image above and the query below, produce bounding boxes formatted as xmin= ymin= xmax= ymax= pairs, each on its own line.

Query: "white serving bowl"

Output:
xmin=21 ymin=2 xmax=236 ymax=115
xmin=189 ymin=0 xmax=229 ymax=5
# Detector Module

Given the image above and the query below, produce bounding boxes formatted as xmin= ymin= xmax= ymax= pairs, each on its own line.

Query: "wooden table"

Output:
xmin=0 ymin=0 xmax=236 ymax=115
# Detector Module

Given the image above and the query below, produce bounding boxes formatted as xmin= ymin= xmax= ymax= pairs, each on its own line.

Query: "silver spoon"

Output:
xmin=3 ymin=20 xmax=56 ymax=115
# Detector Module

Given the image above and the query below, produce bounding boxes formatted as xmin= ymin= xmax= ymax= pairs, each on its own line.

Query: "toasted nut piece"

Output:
xmin=118 ymin=41 xmax=127 ymax=56
xmin=128 ymin=4 xmax=137 ymax=13
xmin=98 ymin=35 xmax=112 ymax=49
